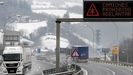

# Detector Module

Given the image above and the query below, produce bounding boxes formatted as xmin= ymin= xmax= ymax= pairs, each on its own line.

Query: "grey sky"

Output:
xmin=91 ymin=22 xmax=132 ymax=47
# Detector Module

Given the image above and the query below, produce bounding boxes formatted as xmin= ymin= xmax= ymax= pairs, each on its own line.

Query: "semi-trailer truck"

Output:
xmin=1 ymin=45 xmax=32 ymax=75
xmin=72 ymin=46 xmax=89 ymax=63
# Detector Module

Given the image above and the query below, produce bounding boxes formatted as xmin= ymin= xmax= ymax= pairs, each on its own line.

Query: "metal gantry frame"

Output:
xmin=55 ymin=18 xmax=133 ymax=72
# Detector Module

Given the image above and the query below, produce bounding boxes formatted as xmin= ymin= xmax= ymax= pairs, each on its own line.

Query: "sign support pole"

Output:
xmin=56 ymin=21 xmax=61 ymax=72
xmin=74 ymin=57 xmax=76 ymax=71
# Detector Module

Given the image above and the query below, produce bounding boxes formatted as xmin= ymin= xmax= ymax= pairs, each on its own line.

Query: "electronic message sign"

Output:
xmin=84 ymin=1 xmax=133 ymax=18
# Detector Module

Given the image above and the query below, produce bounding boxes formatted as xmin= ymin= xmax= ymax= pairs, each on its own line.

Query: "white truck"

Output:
xmin=1 ymin=45 xmax=32 ymax=75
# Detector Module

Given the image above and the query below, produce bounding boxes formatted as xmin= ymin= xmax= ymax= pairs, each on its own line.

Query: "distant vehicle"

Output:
xmin=35 ymin=48 xmax=41 ymax=53
xmin=35 ymin=48 xmax=49 ymax=60
xmin=1 ymin=46 xmax=32 ymax=75
xmin=72 ymin=46 xmax=89 ymax=63
xmin=60 ymin=48 xmax=69 ymax=53
xmin=3 ymin=31 xmax=20 ymax=46
xmin=36 ymin=52 xmax=46 ymax=60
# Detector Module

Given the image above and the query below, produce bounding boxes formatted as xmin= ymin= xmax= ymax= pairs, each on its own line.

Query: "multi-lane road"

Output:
xmin=79 ymin=62 xmax=133 ymax=75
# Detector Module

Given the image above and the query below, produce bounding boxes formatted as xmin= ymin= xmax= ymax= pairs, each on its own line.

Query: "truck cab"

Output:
xmin=1 ymin=46 xmax=30 ymax=75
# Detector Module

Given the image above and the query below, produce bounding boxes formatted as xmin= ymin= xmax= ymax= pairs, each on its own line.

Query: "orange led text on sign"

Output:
xmin=102 ymin=2 xmax=131 ymax=17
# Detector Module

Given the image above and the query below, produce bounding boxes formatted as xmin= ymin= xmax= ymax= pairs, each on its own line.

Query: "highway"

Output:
xmin=78 ymin=62 xmax=133 ymax=75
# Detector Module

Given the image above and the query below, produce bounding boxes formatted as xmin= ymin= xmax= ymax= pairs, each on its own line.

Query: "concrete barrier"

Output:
xmin=42 ymin=64 xmax=83 ymax=75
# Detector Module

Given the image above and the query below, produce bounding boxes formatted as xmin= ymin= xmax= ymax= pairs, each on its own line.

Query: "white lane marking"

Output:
xmin=121 ymin=66 xmax=133 ymax=73
xmin=81 ymin=68 xmax=88 ymax=75
xmin=106 ymin=68 xmax=116 ymax=75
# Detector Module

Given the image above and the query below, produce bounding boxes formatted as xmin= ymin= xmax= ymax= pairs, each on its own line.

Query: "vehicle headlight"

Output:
xmin=2 ymin=67 xmax=7 ymax=73
xmin=17 ymin=67 xmax=22 ymax=72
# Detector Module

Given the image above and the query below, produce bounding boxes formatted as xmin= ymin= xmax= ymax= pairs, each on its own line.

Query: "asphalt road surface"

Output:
xmin=26 ymin=56 xmax=55 ymax=75
xmin=78 ymin=62 xmax=133 ymax=75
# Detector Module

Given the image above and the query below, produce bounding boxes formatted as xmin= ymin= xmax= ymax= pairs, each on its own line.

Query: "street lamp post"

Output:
xmin=130 ymin=22 xmax=133 ymax=39
xmin=85 ymin=23 xmax=95 ymax=58
xmin=126 ymin=47 xmax=129 ymax=63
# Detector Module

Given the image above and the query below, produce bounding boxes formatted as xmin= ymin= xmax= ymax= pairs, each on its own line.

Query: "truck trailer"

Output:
xmin=3 ymin=31 xmax=20 ymax=46
xmin=1 ymin=45 xmax=32 ymax=75
xmin=72 ymin=46 xmax=89 ymax=63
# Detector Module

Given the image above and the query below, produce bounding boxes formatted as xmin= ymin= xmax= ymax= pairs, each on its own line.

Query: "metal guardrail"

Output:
xmin=88 ymin=59 xmax=133 ymax=68
xmin=49 ymin=71 xmax=74 ymax=75
xmin=42 ymin=65 xmax=68 ymax=75
xmin=42 ymin=64 xmax=83 ymax=75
